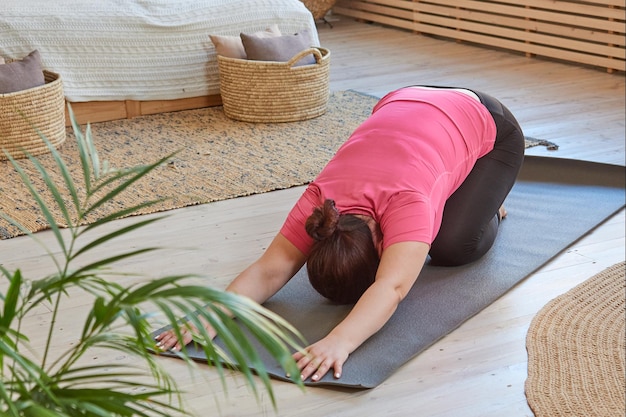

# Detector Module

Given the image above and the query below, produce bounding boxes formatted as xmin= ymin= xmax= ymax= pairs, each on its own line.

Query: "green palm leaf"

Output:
xmin=4 ymin=152 xmax=67 ymax=255
xmin=0 ymin=107 xmax=306 ymax=416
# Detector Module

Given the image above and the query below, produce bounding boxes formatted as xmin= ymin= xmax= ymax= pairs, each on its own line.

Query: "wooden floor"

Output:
xmin=1 ymin=16 xmax=624 ymax=417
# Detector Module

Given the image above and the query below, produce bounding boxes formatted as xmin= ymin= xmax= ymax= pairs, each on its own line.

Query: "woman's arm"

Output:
xmin=155 ymin=233 xmax=306 ymax=350
xmin=293 ymin=240 xmax=430 ymax=381
xmin=225 ymin=233 xmax=307 ymax=303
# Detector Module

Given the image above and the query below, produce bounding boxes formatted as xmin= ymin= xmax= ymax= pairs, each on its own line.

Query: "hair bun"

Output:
xmin=305 ymin=199 xmax=340 ymax=241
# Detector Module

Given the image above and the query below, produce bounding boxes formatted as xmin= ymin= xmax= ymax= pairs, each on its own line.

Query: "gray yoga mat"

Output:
xmin=154 ymin=156 xmax=625 ymax=388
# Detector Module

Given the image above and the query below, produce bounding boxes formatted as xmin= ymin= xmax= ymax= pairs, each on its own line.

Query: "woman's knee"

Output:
xmin=429 ymin=215 xmax=499 ymax=266
xmin=429 ymin=240 xmax=479 ymax=266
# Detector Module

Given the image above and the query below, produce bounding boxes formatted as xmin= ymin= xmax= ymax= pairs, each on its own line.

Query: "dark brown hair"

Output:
xmin=305 ymin=199 xmax=380 ymax=304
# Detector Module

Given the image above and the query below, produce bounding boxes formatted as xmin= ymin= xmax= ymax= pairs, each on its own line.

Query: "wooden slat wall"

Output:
xmin=333 ymin=0 xmax=625 ymax=72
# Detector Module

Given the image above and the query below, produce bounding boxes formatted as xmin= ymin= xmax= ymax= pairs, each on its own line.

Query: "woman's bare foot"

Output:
xmin=498 ymin=205 xmax=508 ymax=221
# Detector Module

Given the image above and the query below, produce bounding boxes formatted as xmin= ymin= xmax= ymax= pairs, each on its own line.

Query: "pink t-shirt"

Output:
xmin=280 ymin=87 xmax=497 ymax=255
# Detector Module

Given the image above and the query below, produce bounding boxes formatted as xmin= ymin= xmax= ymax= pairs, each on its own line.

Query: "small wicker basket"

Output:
xmin=0 ymin=70 xmax=66 ymax=161
xmin=218 ymin=47 xmax=330 ymax=123
xmin=300 ymin=0 xmax=337 ymax=20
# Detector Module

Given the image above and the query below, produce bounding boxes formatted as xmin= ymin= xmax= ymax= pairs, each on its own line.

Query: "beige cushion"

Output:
xmin=0 ymin=56 xmax=4 ymax=65
xmin=0 ymin=50 xmax=45 ymax=94
xmin=241 ymin=30 xmax=316 ymax=66
xmin=210 ymin=24 xmax=282 ymax=59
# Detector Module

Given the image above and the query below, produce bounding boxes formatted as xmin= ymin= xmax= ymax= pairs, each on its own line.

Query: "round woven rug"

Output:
xmin=525 ymin=261 xmax=625 ymax=417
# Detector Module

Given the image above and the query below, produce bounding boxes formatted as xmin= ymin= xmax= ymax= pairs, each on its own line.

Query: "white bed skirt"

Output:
xmin=0 ymin=0 xmax=318 ymax=102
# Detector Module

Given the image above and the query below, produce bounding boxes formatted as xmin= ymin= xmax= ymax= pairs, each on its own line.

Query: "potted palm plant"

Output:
xmin=0 ymin=107 xmax=305 ymax=416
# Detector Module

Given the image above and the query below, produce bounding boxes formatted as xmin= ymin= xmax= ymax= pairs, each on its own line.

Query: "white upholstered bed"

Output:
xmin=0 ymin=0 xmax=319 ymax=123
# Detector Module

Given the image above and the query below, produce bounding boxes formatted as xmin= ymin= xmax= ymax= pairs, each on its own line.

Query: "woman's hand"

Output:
xmin=154 ymin=317 xmax=216 ymax=352
xmin=293 ymin=334 xmax=350 ymax=382
xmin=292 ymin=241 xmax=430 ymax=382
xmin=154 ymin=233 xmax=305 ymax=353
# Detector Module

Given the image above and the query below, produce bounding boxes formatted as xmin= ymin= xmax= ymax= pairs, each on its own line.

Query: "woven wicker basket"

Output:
xmin=218 ymin=47 xmax=330 ymax=123
xmin=0 ymin=70 xmax=66 ymax=161
xmin=300 ymin=0 xmax=337 ymax=20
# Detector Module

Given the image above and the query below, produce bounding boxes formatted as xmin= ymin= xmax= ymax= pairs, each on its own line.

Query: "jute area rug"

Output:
xmin=0 ymin=90 xmax=555 ymax=239
xmin=525 ymin=262 xmax=626 ymax=417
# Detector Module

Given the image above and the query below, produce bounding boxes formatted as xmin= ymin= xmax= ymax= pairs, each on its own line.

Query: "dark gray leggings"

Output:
xmin=428 ymin=89 xmax=525 ymax=266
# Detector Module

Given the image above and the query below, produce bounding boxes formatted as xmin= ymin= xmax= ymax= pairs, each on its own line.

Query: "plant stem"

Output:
xmin=41 ymin=228 xmax=78 ymax=370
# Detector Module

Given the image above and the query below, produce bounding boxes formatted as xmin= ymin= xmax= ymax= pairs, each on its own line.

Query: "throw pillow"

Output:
xmin=0 ymin=56 xmax=4 ymax=64
xmin=241 ymin=30 xmax=316 ymax=66
xmin=210 ymin=24 xmax=282 ymax=59
xmin=0 ymin=50 xmax=45 ymax=94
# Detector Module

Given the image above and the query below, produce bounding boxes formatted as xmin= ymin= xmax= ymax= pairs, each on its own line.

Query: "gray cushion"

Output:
xmin=0 ymin=50 xmax=45 ymax=94
xmin=210 ymin=24 xmax=282 ymax=59
xmin=241 ymin=30 xmax=316 ymax=66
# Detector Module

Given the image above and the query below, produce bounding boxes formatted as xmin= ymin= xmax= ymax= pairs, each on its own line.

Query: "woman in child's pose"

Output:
xmin=155 ymin=85 xmax=525 ymax=382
